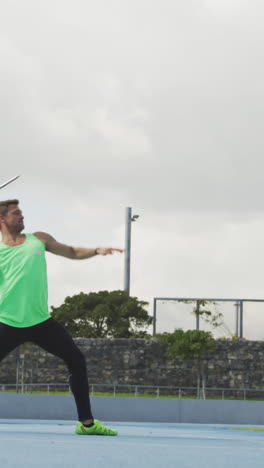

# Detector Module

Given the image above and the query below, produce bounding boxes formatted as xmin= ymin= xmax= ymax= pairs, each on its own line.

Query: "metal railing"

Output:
xmin=1 ymin=383 xmax=264 ymax=400
xmin=152 ymin=297 xmax=264 ymax=337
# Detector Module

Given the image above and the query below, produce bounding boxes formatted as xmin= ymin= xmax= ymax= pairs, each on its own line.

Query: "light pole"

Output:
xmin=124 ymin=207 xmax=139 ymax=295
xmin=234 ymin=302 xmax=240 ymax=337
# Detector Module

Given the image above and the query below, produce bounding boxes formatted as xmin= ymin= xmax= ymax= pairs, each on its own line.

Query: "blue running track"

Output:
xmin=0 ymin=420 xmax=263 ymax=468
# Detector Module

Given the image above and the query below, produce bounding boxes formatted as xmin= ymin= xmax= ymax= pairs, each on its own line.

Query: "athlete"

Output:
xmin=0 ymin=199 xmax=123 ymax=436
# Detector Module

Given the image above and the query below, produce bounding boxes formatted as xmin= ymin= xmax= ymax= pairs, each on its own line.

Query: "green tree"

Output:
xmin=157 ymin=329 xmax=216 ymax=399
xmin=51 ymin=290 xmax=152 ymax=338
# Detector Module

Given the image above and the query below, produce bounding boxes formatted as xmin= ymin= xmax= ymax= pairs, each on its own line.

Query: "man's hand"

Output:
xmin=95 ymin=247 xmax=124 ymax=256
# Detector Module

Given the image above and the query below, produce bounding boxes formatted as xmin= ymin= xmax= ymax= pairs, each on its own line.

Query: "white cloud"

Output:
xmin=1 ymin=0 xmax=264 ymax=339
xmin=202 ymin=0 xmax=253 ymax=22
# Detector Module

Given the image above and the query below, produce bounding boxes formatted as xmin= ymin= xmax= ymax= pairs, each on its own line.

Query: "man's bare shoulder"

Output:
xmin=33 ymin=232 xmax=74 ymax=257
xmin=33 ymin=232 xmax=56 ymax=246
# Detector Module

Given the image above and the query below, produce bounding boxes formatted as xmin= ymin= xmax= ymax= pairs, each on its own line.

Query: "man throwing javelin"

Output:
xmin=0 ymin=199 xmax=123 ymax=436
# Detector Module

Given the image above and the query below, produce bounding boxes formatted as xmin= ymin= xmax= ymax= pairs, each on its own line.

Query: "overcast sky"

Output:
xmin=1 ymin=0 xmax=264 ymax=339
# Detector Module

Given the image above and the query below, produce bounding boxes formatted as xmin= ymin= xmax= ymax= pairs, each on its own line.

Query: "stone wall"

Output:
xmin=1 ymin=338 xmax=264 ymax=389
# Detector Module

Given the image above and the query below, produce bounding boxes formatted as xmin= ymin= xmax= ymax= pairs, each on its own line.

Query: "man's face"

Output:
xmin=0 ymin=205 xmax=25 ymax=232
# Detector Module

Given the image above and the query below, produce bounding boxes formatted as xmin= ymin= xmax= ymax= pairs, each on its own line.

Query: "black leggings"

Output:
xmin=0 ymin=317 xmax=93 ymax=421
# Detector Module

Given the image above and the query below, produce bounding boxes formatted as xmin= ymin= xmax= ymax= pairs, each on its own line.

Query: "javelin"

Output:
xmin=0 ymin=175 xmax=20 ymax=190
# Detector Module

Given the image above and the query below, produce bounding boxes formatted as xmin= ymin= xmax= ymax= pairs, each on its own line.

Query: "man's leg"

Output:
xmin=0 ymin=322 xmax=25 ymax=362
xmin=29 ymin=318 xmax=93 ymax=422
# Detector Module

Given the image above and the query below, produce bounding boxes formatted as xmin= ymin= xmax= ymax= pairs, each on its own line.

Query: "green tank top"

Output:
xmin=0 ymin=233 xmax=51 ymax=327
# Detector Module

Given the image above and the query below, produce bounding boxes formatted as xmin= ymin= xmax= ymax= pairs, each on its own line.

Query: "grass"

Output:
xmin=2 ymin=389 xmax=264 ymax=400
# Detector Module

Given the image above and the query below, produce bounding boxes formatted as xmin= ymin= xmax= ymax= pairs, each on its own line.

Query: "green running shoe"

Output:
xmin=75 ymin=420 xmax=118 ymax=436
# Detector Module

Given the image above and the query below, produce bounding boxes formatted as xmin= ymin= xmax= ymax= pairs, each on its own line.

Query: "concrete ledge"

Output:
xmin=0 ymin=394 xmax=264 ymax=424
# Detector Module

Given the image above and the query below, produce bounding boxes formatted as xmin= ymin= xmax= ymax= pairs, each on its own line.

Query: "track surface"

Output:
xmin=0 ymin=420 xmax=264 ymax=467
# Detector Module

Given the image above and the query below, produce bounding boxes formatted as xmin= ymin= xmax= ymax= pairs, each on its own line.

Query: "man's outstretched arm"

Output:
xmin=34 ymin=232 xmax=124 ymax=259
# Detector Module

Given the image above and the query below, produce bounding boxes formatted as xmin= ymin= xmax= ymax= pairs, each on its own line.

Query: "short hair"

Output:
xmin=0 ymin=199 xmax=19 ymax=217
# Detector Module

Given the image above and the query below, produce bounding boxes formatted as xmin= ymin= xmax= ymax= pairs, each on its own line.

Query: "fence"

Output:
xmin=2 ymin=383 xmax=264 ymax=400
xmin=152 ymin=297 xmax=264 ymax=338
